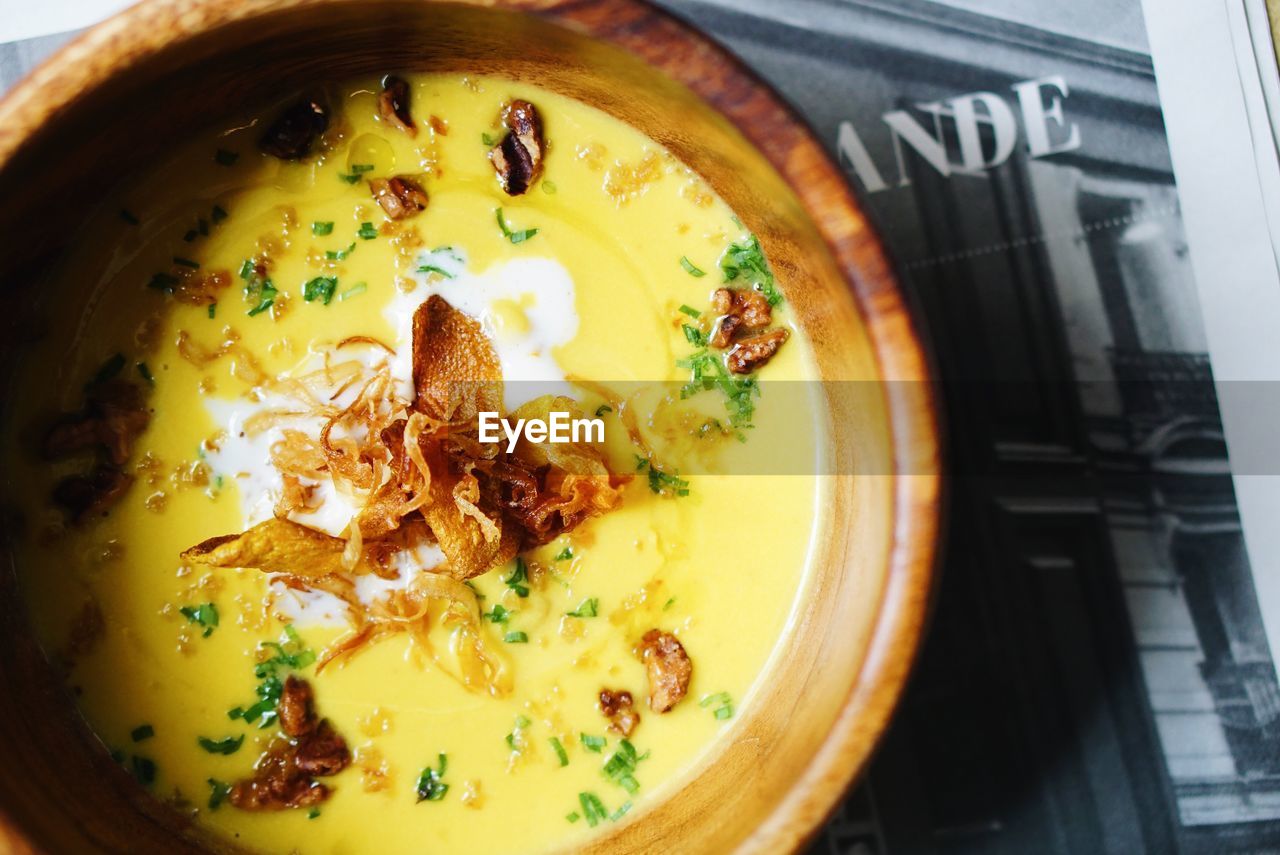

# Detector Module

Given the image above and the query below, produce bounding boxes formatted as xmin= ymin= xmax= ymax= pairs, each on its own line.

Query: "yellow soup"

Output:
xmin=2 ymin=74 xmax=827 ymax=853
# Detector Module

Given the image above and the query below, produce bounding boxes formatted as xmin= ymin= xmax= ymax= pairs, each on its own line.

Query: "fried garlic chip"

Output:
xmin=412 ymin=295 xmax=503 ymax=422
xmin=182 ymin=518 xmax=376 ymax=577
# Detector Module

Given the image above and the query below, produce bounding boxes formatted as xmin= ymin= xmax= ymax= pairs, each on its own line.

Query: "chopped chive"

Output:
xmin=197 ymin=734 xmax=244 ymax=755
xmin=179 ymin=602 xmax=219 ymax=637
xmin=504 ymin=631 xmax=529 ymax=643
xmin=339 ymin=163 xmax=375 ymax=183
xmin=566 ymin=598 xmax=598 ymax=618
xmin=481 ymin=132 xmax=497 ymax=146
xmin=183 ymin=229 xmax=198 ymax=242
xmin=566 ymin=811 xmax=581 ymax=823
xmin=246 ymin=283 xmax=277 ymax=317
xmin=358 ymin=221 xmax=378 ymax=240
xmin=579 ymin=792 xmax=608 ymax=828
xmin=699 ymin=691 xmax=734 ymax=720
xmin=720 ymin=233 xmax=782 ymax=305
xmin=208 ymin=303 xmax=217 ymax=319
xmin=326 ymin=242 xmax=356 ymax=261
xmin=416 ymin=264 xmax=454 ymax=278
xmin=415 ymin=753 xmax=449 ymax=802
xmin=303 ymin=276 xmax=338 ymax=305
xmin=130 ymin=755 xmax=156 ymax=786
xmin=542 ymin=180 xmax=558 ymax=195
xmin=119 ymin=208 xmax=140 ymax=225
xmin=610 ymin=801 xmax=633 ymax=821
xmin=554 ymin=547 xmax=573 ymax=561
xmin=505 ymin=558 xmax=530 ymax=598
xmin=647 ymin=465 xmax=689 ymax=497
xmin=594 ymin=404 xmax=612 ymax=417
xmin=663 ymin=597 xmax=676 ymax=611
xmin=580 ymin=734 xmax=606 ymax=753
xmin=206 ymin=778 xmax=231 ymax=810
xmin=680 ymin=256 xmax=706 ymax=277
xmin=136 ymin=362 xmax=155 ymax=386
xmin=682 ymin=324 xmax=706 ymax=346
xmin=130 ymin=724 xmax=154 ymax=742
xmin=211 ymin=205 xmax=228 ymax=224
xmin=338 ymin=282 xmax=367 ymax=301
xmin=311 ymin=221 xmax=334 ymax=236
xmin=214 ymin=149 xmax=238 ymax=166
xmin=307 ymin=807 xmax=321 ymax=819
xmin=549 ymin=737 xmax=569 ymax=767
xmin=484 ymin=604 xmax=512 ymax=624
xmin=173 ymin=256 xmax=200 ymax=269
xmin=678 ymin=304 xmax=701 ymax=318
xmin=495 ymin=207 xmax=538 ymax=244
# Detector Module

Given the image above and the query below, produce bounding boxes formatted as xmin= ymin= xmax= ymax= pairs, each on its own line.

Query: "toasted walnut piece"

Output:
xmin=489 ymin=99 xmax=544 ymax=196
xmin=598 ymin=688 xmax=640 ymax=736
xmin=52 ymin=465 xmax=132 ymax=523
xmin=294 ymin=719 xmax=351 ymax=776
xmin=726 ymin=328 xmax=789 ymax=375
xmin=278 ymin=675 xmax=317 ymax=738
xmin=228 ymin=738 xmax=331 ymax=811
xmin=709 ymin=287 xmax=773 ymax=349
xmin=639 ymin=629 xmax=692 ymax=713
xmin=370 ymin=176 xmax=429 ymax=220
xmin=259 ymin=99 xmax=329 ymax=160
xmin=228 ymin=677 xmax=350 ymax=811
xmin=378 ymin=75 xmax=416 ymax=136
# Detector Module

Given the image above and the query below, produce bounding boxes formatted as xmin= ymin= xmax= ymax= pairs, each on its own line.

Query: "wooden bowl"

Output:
xmin=0 ymin=0 xmax=940 ymax=852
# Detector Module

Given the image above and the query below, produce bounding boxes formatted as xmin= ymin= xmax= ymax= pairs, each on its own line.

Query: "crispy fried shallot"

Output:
xmin=179 ymin=295 xmax=625 ymax=689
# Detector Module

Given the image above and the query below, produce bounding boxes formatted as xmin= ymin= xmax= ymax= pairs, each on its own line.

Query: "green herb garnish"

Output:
xmin=415 ymin=753 xmax=449 ymax=802
xmin=676 ymin=348 xmax=759 ymax=432
xmin=481 ymin=132 xmax=497 ymax=146
xmin=308 ymin=808 xmax=321 ymax=819
xmin=579 ymin=792 xmax=608 ymax=828
xmin=339 ymin=163 xmax=375 ymax=183
xmin=504 ymin=631 xmax=529 ymax=643
xmin=206 ymin=778 xmax=231 ymax=810
xmin=678 ymin=304 xmax=701 ymax=318
xmin=542 ymin=180 xmax=558 ymax=195
xmin=680 ymin=256 xmax=706 ymax=277
xmin=682 ymin=324 xmax=706 ymax=346
xmin=416 ymin=264 xmax=454 ymax=278
xmin=131 ymin=755 xmax=156 ymax=786
xmin=197 ymin=734 xmax=244 ymax=755
xmin=484 ymin=604 xmax=513 ymax=624
xmin=312 ymin=221 xmax=334 ymax=236
xmin=228 ymin=625 xmax=315 ymax=728
xmin=580 ymin=734 xmax=606 ymax=753
xmin=303 ymin=276 xmax=338 ymax=305
xmin=358 ymin=222 xmax=378 ymax=240
xmin=566 ymin=598 xmax=598 ymax=618
xmin=174 ymin=256 xmax=199 ymax=269
xmin=554 ymin=546 xmax=573 ymax=561
xmin=720 ymin=234 xmax=782 ymax=305
xmin=136 ymin=362 xmax=155 ymax=386
xmin=179 ymin=602 xmax=219 ymax=637
xmin=699 ymin=691 xmax=734 ymax=720
xmin=505 ymin=558 xmax=530 ymax=598
xmin=130 ymin=724 xmax=154 ymax=742
xmin=602 ymin=738 xmax=648 ymax=795
xmin=594 ymin=404 xmax=612 ymax=417
xmin=550 ymin=737 xmax=569 ymax=767
xmin=211 ymin=205 xmax=228 ymax=224
xmin=646 ymin=465 xmax=689 ymax=497
xmin=338 ymin=282 xmax=367 ymax=301
xmin=208 ymin=303 xmax=217 ymax=319
xmin=495 ymin=207 xmax=538 ymax=244
xmin=325 ymin=242 xmax=356 ymax=261
xmin=506 ymin=715 xmax=531 ymax=752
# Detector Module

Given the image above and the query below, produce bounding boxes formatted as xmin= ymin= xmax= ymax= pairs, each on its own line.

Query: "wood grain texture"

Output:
xmin=0 ymin=1 xmax=942 ymax=853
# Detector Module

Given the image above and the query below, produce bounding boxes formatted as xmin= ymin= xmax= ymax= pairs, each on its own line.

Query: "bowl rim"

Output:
xmin=0 ymin=0 xmax=941 ymax=851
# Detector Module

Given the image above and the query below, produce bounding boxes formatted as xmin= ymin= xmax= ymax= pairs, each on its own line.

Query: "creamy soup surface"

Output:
xmin=3 ymin=74 xmax=827 ymax=854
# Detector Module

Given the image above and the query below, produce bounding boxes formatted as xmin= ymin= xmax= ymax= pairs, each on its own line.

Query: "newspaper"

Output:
xmin=4 ymin=1 xmax=1280 ymax=852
